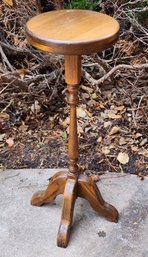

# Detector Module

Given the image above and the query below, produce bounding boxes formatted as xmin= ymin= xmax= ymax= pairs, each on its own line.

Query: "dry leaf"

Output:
xmin=109 ymin=144 xmax=115 ymax=149
xmin=0 ymin=134 xmax=5 ymax=141
xmin=117 ymin=40 xmax=139 ymax=56
xmin=114 ymin=106 xmax=125 ymax=111
xmin=109 ymin=126 xmax=120 ymax=136
xmin=88 ymin=99 xmax=98 ymax=107
xmin=131 ymin=146 xmax=139 ymax=152
xmin=85 ymin=127 xmax=91 ymax=133
xmin=19 ymin=124 xmax=28 ymax=132
xmin=99 ymin=103 xmax=105 ymax=109
xmin=119 ymin=137 xmax=127 ymax=145
xmin=0 ymin=143 xmax=5 ymax=148
xmin=77 ymin=107 xmax=87 ymax=118
xmin=104 ymin=121 xmax=112 ymax=128
xmin=101 ymin=146 xmax=110 ymax=154
xmin=3 ymin=0 xmax=13 ymax=7
xmin=108 ymin=111 xmax=122 ymax=119
xmin=97 ymin=136 xmax=102 ymax=143
xmin=117 ymin=152 xmax=129 ymax=164
xmin=81 ymin=85 xmax=93 ymax=94
xmin=134 ymin=133 xmax=142 ymax=139
xmin=82 ymin=93 xmax=90 ymax=99
xmin=91 ymin=93 xmax=98 ymax=100
xmin=77 ymin=124 xmax=84 ymax=134
xmin=6 ymin=137 xmax=14 ymax=147
xmin=138 ymin=150 xmax=148 ymax=157
xmin=106 ymin=109 xmax=118 ymax=114
xmin=100 ymin=112 xmax=108 ymax=119
xmin=16 ymin=68 xmax=30 ymax=79
xmin=61 ymin=131 xmax=67 ymax=140
xmin=0 ymin=112 xmax=10 ymax=120
xmin=137 ymin=173 xmax=145 ymax=181
xmin=92 ymin=174 xmax=100 ymax=182
xmin=60 ymin=117 xmax=70 ymax=127
xmin=140 ymin=138 xmax=147 ymax=146
xmin=31 ymin=101 xmax=41 ymax=114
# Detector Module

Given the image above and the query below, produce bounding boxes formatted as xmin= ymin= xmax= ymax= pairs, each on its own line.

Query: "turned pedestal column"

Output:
xmin=26 ymin=9 xmax=120 ymax=248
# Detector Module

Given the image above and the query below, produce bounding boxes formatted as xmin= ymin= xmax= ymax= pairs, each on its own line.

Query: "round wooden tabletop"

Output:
xmin=26 ymin=10 xmax=120 ymax=55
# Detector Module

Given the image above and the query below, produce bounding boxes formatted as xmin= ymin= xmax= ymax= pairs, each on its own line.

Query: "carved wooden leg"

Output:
xmin=65 ymin=55 xmax=81 ymax=178
xmin=56 ymin=55 xmax=81 ymax=247
xmin=31 ymin=171 xmax=67 ymax=206
xmin=57 ymin=178 xmax=77 ymax=248
xmin=30 ymin=53 xmax=119 ymax=248
xmin=78 ymin=174 xmax=119 ymax=222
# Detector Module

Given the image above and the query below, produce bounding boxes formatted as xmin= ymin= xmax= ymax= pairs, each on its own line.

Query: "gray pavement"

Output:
xmin=0 ymin=169 xmax=147 ymax=257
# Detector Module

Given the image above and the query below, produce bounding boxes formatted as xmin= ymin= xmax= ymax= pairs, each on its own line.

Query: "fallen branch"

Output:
xmin=0 ymin=45 xmax=14 ymax=72
xmin=1 ymin=99 xmax=13 ymax=113
xmin=0 ymin=41 xmax=42 ymax=61
xmin=83 ymin=63 xmax=148 ymax=87
xmin=1 ymin=74 xmax=28 ymax=91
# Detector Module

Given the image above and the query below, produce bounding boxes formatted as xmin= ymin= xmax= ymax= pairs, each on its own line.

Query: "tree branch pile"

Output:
xmin=0 ymin=0 xmax=147 ymax=174
xmin=0 ymin=0 xmax=67 ymax=112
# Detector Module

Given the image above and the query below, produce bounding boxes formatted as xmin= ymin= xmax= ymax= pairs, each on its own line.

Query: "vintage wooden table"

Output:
xmin=26 ymin=9 xmax=120 ymax=248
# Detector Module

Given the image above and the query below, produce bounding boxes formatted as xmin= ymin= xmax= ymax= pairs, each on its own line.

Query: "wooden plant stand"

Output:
xmin=26 ymin=10 xmax=120 ymax=248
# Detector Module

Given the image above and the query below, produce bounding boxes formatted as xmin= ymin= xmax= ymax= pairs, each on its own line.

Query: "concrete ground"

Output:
xmin=0 ymin=169 xmax=147 ymax=257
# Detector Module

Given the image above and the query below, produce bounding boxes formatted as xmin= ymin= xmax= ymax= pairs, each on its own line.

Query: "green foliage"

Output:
xmin=136 ymin=0 xmax=148 ymax=26
xmin=138 ymin=9 xmax=148 ymax=27
xmin=65 ymin=0 xmax=101 ymax=10
xmin=124 ymin=0 xmax=148 ymax=28
xmin=136 ymin=0 xmax=148 ymax=7
xmin=144 ymin=0 xmax=148 ymax=6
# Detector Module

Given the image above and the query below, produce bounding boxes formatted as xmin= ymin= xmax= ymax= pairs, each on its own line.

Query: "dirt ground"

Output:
xmin=1 ymin=79 xmax=148 ymax=177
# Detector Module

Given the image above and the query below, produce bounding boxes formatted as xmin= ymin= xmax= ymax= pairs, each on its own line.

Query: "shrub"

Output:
xmin=65 ymin=0 xmax=101 ymax=10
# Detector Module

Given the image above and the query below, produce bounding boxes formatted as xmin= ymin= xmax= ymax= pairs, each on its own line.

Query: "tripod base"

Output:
xmin=31 ymin=171 xmax=119 ymax=248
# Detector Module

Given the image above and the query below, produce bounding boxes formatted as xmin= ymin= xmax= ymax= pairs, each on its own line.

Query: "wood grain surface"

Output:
xmin=26 ymin=9 xmax=120 ymax=54
xmin=31 ymin=171 xmax=67 ymax=206
xmin=57 ymin=178 xmax=77 ymax=248
xmin=27 ymin=11 xmax=120 ymax=247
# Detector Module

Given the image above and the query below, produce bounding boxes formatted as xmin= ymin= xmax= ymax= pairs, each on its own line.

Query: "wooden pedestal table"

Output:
xmin=26 ymin=9 xmax=120 ymax=248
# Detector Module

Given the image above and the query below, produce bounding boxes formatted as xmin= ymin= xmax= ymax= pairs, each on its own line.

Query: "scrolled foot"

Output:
xmin=31 ymin=171 xmax=67 ymax=206
xmin=102 ymin=202 xmax=119 ymax=222
xmin=57 ymin=178 xmax=77 ymax=248
xmin=57 ymin=222 xmax=71 ymax=248
xmin=31 ymin=190 xmax=49 ymax=206
xmin=78 ymin=174 xmax=119 ymax=223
